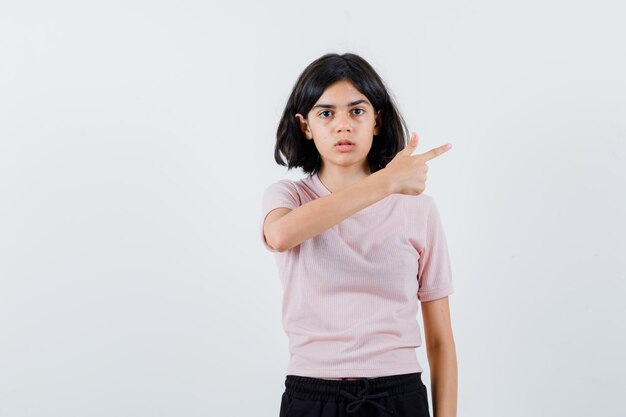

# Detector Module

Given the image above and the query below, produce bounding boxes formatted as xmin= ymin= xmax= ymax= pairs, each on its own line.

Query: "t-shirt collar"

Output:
xmin=311 ymin=172 xmax=332 ymax=196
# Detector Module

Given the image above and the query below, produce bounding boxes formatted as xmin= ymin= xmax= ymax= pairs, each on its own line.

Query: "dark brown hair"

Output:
xmin=274 ymin=52 xmax=409 ymax=175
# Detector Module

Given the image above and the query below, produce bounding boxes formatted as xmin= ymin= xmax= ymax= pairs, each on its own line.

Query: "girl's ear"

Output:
xmin=295 ymin=113 xmax=313 ymax=139
xmin=373 ymin=110 xmax=383 ymax=136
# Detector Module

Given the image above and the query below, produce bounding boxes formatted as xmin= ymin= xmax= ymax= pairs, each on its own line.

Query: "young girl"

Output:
xmin=260 ymin=53 xmax=456 ymax=417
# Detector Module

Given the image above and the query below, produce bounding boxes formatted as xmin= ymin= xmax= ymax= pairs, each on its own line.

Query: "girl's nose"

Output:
xmin=334 ymin=111 xmax=352 ymax=132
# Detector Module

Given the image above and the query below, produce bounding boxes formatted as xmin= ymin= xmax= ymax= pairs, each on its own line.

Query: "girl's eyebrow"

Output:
xmin=312 ymin=99 xmax=371 ymax=109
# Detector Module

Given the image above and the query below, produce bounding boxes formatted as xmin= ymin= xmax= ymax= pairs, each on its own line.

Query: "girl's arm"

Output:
xmin=264 ymin=170 xmax=392 ymax=253
xmin=422 ymin=296 xmax=458 ymax=417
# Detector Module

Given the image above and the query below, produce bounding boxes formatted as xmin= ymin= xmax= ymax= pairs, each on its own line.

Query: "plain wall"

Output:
xmin=1 ymin=1 xmax=624 ymax=416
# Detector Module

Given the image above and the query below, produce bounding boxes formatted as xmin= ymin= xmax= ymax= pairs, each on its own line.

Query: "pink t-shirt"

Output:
xmin=260 ymin=172 xmax=454 ymax=378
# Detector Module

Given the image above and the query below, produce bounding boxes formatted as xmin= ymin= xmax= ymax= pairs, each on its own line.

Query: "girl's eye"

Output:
xmin=319 ymin=109 xmax=365 ymax=119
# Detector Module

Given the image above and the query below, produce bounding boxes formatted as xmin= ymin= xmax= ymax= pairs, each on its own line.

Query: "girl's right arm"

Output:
xmin=264 ymin=170 xmax=392 ymax=252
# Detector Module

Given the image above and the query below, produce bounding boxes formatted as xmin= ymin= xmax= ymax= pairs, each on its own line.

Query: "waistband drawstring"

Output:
xmin=339 ymin=378 xmax=396 ymax=415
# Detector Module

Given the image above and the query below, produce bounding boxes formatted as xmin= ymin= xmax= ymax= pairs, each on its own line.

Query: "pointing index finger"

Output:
xmin=417 ymin=143 xmax=452 ymax=161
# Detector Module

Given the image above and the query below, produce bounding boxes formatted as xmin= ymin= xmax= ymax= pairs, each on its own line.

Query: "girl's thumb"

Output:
xmin=407 ymin=132 xmax=418 ymax=149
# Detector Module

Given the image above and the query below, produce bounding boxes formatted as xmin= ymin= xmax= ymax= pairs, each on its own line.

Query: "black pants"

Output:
xmin=280 ymin=372 xmax=430 ymax=417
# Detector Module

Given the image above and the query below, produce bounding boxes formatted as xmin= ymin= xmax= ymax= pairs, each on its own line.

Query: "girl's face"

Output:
xmin=295 ymin=79 xmax=382 ymax=174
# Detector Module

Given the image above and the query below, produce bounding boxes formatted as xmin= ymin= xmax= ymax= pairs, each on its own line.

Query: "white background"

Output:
xmin=1 ymin=1 xmax=625 ymax=416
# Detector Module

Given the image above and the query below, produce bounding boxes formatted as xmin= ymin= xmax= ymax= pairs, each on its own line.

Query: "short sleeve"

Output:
xmin=417 ymin=198 xmax=454 ymax=301
xmin=260 ymin=180 xmax=300 ymax=252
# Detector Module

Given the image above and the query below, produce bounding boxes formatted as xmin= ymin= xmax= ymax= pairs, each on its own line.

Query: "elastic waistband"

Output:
xmin=284 ymin=372 xmax=424 ymax=401
xmin=285 ymin=373 xmax=425 ymax=415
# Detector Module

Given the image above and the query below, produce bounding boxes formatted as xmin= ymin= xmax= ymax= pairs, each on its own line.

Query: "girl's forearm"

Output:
xmin=427 ymin=342 xmax=458 ymax=417
xmin=268 ymin=171 xmax=391 ymax=252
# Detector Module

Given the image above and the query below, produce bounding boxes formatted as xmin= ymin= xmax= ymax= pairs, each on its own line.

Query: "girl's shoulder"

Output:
xmin=261 ymin=175 xmax=319 ymax=210
xmin=263 ymin=174 xmax=319 ymax=197
xmin=262 ymin=175 xmax=310 ymax=193
xmin=400 ymin=192 xmax=447 ymax=225
xmin=401 ymin=192 xmax=435 ymax=209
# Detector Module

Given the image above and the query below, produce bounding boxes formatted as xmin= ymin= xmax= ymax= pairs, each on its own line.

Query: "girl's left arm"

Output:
xmin=422 ymin=296 xmax=457 ymax=417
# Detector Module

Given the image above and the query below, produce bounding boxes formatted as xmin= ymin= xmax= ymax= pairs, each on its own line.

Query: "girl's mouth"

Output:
xmin=335 ymin=144 xmax=355 ymax=152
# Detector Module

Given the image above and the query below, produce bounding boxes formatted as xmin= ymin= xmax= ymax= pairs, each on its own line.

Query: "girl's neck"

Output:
xmin=317 ymin=166 xmax=372 ymax=194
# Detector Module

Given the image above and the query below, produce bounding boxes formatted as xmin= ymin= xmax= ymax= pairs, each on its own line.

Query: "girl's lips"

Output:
xmin=335 ymin=144 xmax=355 ymax=152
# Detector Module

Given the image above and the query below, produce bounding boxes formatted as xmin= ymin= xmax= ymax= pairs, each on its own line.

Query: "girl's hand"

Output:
xmin=382 ymin=132 xmax=451 ymax=195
